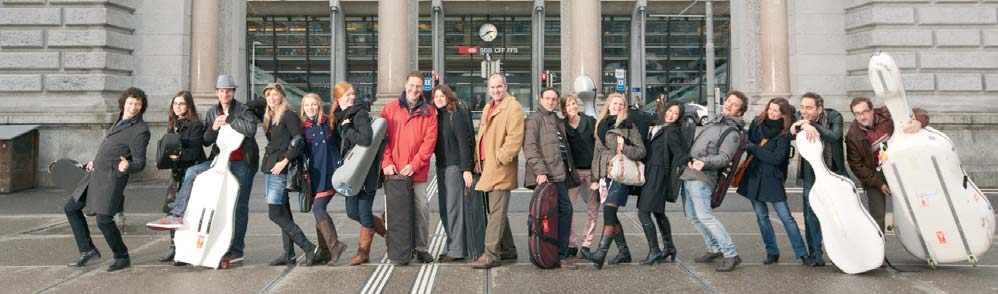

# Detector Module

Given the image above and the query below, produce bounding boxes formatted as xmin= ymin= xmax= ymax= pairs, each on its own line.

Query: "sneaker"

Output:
xmin=223 ymin=253 xmax=245 ymax=264
xmin=146 ymin=215 xmax=183 ymax=230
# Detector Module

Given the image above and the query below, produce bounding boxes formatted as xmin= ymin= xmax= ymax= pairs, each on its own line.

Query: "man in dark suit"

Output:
xmin=65 ymin=87 xmax=151 ymax=272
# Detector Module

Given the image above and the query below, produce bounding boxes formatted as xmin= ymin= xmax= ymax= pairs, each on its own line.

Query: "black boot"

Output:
xmin=285 ymin=223 xmax=319 ymax=266
xmin=639 ymin=222 xmax=663 ymax=265
xmin=656 ymin=215 xmax=677 ymax=263
xmin=269 ymin=232 xmax=297 ymax=266
xmin=582 ymin=226 xmax=615 ymax=270
xmin=608 ymin=225 xmax=631 ymax=265
xmin=159 ymin=231 xmax=176 ymax=262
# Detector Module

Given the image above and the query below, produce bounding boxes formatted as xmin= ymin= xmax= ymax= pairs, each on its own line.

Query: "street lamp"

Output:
xmin=251 ymin=41 xmax=263 ymax=100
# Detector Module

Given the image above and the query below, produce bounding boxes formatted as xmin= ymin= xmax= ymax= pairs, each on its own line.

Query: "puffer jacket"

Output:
xmin=523 ymin=107 xmax=580 ymax=189
xmin=679 ymin=115 xmax=746 ymax=191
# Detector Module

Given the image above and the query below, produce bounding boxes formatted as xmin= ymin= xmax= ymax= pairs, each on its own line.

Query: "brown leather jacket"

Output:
xmin=523 ymin=108 xmax=580 ymax=189
xmin=845 ymin=106 xmax=929 ymax=188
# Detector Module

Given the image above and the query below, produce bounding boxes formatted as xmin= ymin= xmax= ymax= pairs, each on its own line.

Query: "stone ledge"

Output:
xmin=62 ymin=51 xmax=132 ymax=71
xmin=917 ymin=7 xmax=998 ymax=25
xmin=44 ymin=73 xmax=132 ymax=92
xmin=847 ymin=29 xmax=933 ymax=49
xmin=48 ymin=0 xmax=136 ymax=12
xmin=0 ymin=8 xmax=61 ymax=26
xmin=986 ymin=74 xmax=998 ymax=91
xmin=936 ymin=73 xmax=983 ymax=91
xmin=845 ymin=6 xmax=915 ymax=30
xmin=920 ymin=52 xmax=998 ymax=69
xmin=64 ymin=7 xmax=133 ymax=30
xmin=0 ymin=111 xmax=117 ymax=125
xmin=984 ymin=30 xmax=998 ymax=47
xmin=0 ymin=74 xmax=42 ymax=91
xmin=46 ymin=29 xmax=132 ymax=51
xmin=847 ymin=51 xmax=917 ymax=71
xmin=935 ymin=29 xmax=981 ymax=47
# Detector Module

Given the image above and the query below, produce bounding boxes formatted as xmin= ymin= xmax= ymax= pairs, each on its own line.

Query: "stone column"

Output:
xmin=374 ymin=0 xmax=411 ymax=111
xmin=567 ymin=0 xmax=601 ymax=98
xmin=760 ymin=0 xmax=790 ymax=104
xmin=190 ymin=0 xmax=220 ymax=103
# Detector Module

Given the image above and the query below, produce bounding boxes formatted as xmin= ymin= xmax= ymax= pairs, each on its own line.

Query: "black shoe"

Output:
xmin=662 ymin=246 xmax=677 ymax=263
xmin=812 ymin=254 xmax=826 ymax=266
xmin=269 ymin=254 xmax=296 ymax=266
xmin=416 ymin=251 xmax=434 ymax=263
xmin=499 ymin=251 xmax=518 ymax=260
xmin=716 ymin=255 xmax=742 ymax=272
xmin=802 ymin=256 xmax=817 ymax=267
xmin=763 ymin=254 xmax=779 ymax=265
xmin=107 ymin=258 xmax=130 ymax=272
xmin=608 ymin=234 xmax=631 ymax=265
xmin=68 ymin=248 xmax=101 ymax=267
xmin=579 ymin=246 xmax=590 ymax=257
xmin=639 ymin=248 xmax=664 ymax=266
xmin=567 ymin=247 xmax=578 ymax=258
xmin=172 ymin=261 xmax=189 ymax=266
xmin=159 ymin=245 xmax=176 ymax=263
xmin=694 ymin=252 xmax=723 ymax=263
xmin=301 ymin=245 xmax=321 ymax=266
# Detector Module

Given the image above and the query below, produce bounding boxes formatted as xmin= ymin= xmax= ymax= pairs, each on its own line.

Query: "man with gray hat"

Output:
xmin=147 ymin=75 xmax=260 ymax=266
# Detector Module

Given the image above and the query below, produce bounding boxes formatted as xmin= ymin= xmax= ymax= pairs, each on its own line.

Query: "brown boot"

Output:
xmin=318 ymin=220 xmax=348 ymax=265
xmin=372 ymin=216 xmax=387 ymax=237
xmin=349 ymin=227 xmax=374 ymax=266
xmin=313 ymin=224 xmax=331 ymax=265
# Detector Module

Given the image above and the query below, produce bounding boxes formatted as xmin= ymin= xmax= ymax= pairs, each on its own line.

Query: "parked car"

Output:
xmin=685 ymin=103 xmax=709 ymax=126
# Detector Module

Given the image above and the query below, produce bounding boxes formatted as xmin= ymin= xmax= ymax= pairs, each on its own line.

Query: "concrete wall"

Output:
xmin=0 ymin=0 xmax=190 ymax=186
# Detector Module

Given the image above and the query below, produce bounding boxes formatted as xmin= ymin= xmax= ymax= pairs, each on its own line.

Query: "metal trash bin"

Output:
xmin=0 ymin=125 xmax=39 ymax=193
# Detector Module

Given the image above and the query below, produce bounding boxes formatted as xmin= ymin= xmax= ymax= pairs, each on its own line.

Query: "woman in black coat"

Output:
xmin=254 ymin=83 xmax=321 ymax=266
xmin=330 ymin=81 xmax=387 ymax=266
xmin=65 ymin=87 xmax=151 ymax=272
xmin=637 ymin=100 xmax=689 ymax=265
xmin=156 ymin=90 xmax=207 ymax=265
xmin=431 ymin=84 xmax=475 ymax=262
xmin=736 ymin=97 xmax=809 ymax=265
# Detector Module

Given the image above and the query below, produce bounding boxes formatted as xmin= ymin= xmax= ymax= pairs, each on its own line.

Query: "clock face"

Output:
xmin=479 ymin=23 xmax=497 ymax=42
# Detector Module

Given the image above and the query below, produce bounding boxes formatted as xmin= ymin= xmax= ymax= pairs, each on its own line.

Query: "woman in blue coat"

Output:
xmin=737 ymin=97 xmax=809 ymax=265
xmin=301 ymin=93 xmax=348 ymax=265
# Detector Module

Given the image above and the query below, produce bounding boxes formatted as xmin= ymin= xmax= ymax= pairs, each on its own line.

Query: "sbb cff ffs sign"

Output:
xmin=458 ymin=47 xmax=479 ymax=55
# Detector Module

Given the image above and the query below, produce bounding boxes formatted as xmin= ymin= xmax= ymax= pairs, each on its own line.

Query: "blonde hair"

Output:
xmin=300 ymin=93 xmax=334 ymax=131
xmin=595 ymin=92 xmax=630 ymax=129
xmin=262 ymin=83 xmax=290 ymax=133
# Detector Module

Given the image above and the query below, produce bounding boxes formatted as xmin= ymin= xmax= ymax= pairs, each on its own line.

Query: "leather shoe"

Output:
xmin=566 ymin=247 xmax=578 ymax=258
xmin=694 ymin=251 xmax=723 ymax=263
xmin=499 ymin=251 xmax=518 ymax=260
xmin=812 ymin=254 xmax=826 ymax=266
xmin=68 ymin=248 xmax=101 ymax=267
xmin=438 ymin=255 xmax=464 ymax=263
xmin=802 ymin=256 xmax=817 ymax=267
xmin=107 ymin=258 xmax=130 ymax=272
xmin=415 ymin=250 xmax=435 ymax=263
xmin=763 ymin=254 xmax=779 ymax=265
xmin=716 ymin=256 xmax=742 ymax=272
xmin=470 ymin=256 xmax=499 ymax=269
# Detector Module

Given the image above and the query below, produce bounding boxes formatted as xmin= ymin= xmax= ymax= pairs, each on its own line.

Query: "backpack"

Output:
xmin=691 ymin=125 xmax=746 ymax=209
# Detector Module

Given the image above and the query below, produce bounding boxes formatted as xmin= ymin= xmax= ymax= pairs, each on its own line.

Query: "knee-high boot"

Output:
xmin=581 ymin=225 xmax=616 ymax=270
xmin=657 ymin=214 xmax=677 ymax=262
xmin=608 ymin=224 xmax=631 ymax=264
xmin=639 ymin=221 xmax=663 ymax=265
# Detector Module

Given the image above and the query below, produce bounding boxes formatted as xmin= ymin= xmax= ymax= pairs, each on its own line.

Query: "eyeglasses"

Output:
xmin=853 ymin=109 xmax=872 ymax=116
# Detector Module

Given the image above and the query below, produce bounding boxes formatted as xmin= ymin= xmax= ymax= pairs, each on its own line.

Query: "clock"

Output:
xmin=479 ymin=23 xmax=497 ymax=42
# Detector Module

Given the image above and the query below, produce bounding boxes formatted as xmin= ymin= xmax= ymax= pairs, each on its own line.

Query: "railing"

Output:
xmin=251 ymin=66 xmax=308 ymax=109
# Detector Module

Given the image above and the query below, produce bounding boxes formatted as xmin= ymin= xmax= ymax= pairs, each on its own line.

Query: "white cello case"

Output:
xmin=331 ymin=117 xmax=387 ymax=196
xmin=173 ymin=125 xmax=244 ymax=268
xmin=797 ymin=132 xmax=885 ymax=274
xmin=868 ymin=52 xmax=996 ymax=267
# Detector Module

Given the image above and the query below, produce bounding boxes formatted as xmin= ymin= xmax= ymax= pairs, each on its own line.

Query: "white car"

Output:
xmin=685 ymin=103 xmax=709 ymax=126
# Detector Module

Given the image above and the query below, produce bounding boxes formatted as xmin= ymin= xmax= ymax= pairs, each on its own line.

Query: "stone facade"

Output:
xmin=0 ymin=0 xmax=191 ymax=186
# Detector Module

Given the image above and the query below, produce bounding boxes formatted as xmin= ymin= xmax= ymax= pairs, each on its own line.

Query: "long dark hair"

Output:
xmin=167 ymin=90 xmax=199 ymax=132
xmin=656 ymin=99 xmax=685 ymax=127
xmin=753 ymin=97 xmax=793 ymax=133
xmin=431 ymin=84 xmax=458 ymax=113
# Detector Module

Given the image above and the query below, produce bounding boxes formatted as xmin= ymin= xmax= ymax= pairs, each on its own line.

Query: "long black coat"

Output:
xmin=72 ymin=115 xmax=151 ymax=215
xmin=736 ymin=121 xmax=791 ymax=203
xmin=638 ymin=125 xmax=689 ymax=212
xmin=334 ymin=101 xmax=384 ymax=193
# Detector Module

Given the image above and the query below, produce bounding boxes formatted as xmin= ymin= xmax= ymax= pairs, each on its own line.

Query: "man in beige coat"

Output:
xmin=470 ymin=74 xmax=524 ymax=269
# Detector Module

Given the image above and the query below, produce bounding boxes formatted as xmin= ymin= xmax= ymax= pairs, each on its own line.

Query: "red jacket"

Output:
xmin=381 ymin=96 xmax=438 ymax=182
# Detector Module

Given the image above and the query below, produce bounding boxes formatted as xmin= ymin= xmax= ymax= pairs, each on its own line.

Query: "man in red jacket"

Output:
xmin=381 ymin=71 xmax=439 ymax=263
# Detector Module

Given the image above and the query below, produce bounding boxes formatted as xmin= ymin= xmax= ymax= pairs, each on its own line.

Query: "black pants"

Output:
xmin=65 ymin=192 xmax=129 ymax=259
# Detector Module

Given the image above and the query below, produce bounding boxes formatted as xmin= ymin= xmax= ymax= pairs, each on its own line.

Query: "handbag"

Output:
xmin=607 ymin=149 xmax=645 ymax=186
xmin=285 ymin=135 xmax=306 ymax=192
xmin=730 ymin=138 xmax=768 ymax=188
xmin=298 ymin=172 xmax=314 ymax=213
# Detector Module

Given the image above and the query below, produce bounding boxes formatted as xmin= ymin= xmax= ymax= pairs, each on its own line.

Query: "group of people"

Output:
xmin=62 ymin=72 xmax=929 ymax=273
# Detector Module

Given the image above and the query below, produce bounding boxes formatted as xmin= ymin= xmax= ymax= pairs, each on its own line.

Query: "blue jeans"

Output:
xmin=346 ymin=188 xmax=376 ymax=228
xmin=801 ymin=181 xmax=823 ymax=257
xmin=169 ymin=159 xmax=254 ymax=257
xmin=750 ymin=200 xmax=809 ymax=259
xmin=683 ymin=180 xmax=737 ymax=258
xmin=552 ymin=181 xmax=573 ymax=259
xmin=264 ymin=173 xmax=288 ymax=205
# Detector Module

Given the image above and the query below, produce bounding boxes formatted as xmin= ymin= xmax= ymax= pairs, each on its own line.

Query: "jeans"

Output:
xmin=346 ymin=188 xmax=376 ymax=228
xmin=683 ymin=180 xmax=737 ymax=258
xmin=750 ymin=200 xmax=809 ymax=258
xmin=264 ymin=173 xmax=288 ymax=205
xmin=801 ymin=181 xmax=823 ymax=256
xmin=551 ymin=181 xmax=573 ymax=260
xmin=65 ymin=194 xmax=129 ymax=259
xmin=168 ymin=159 xmax=254 ymax=257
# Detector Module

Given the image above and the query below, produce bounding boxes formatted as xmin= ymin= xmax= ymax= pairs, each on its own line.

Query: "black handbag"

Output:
xmin=298 ymin=173 xmax=314 ymax=213
xmin=285 ymin=135 xmax=306 ymax=192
